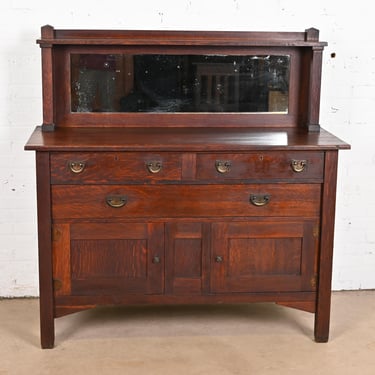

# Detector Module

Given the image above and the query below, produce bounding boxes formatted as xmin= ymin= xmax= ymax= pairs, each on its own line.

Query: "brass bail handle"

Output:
xmin=69 ymin=161 xmax=86 ymax=174
xmin=147 ymin=160 xmax=163 ymax=174
xmin=106 ymin=195 xmax=127 ymax=208
xmin=291 ymin=160 xmax=307 ymax=173
xmin=250 ymin=194 xmax=271 ymax=207
xmin=215 ymin=160 xmax=231 ymax=174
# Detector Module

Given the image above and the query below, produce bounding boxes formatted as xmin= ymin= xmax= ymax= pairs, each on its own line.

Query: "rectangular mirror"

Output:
xmin=71 ymin=54 xmax=290 ymax=114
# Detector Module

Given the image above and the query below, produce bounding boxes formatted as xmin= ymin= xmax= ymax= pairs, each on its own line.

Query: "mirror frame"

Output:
xmin=37 ymin=26 xmax=327 ymax=131
xmin=55 ymin=46 xmax=301 ymax=127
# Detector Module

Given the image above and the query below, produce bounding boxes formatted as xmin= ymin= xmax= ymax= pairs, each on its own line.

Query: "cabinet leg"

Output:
xmin=314 ymin=317 xmax=329 ymax=342
xmin=40 ymin=301 xmax=55 ymax=349
xmin=40 ymin=322 xmax=55 ymax=349
xmin=35 ymin=152 xmax=55 ymax=349
xmin=314 ymin=151 xmax=338 ymax=343
xmin=314 ymin=294 xmax=331 ymax=343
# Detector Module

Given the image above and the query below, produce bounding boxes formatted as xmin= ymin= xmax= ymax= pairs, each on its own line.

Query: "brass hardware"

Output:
xmin=152 ymin=256 xmax=161 ymax=264
xmin=106 ymin=195 xmax=127 ymax=208
xmin=310 ymin=275 xmax=317 ymax=288
xmin=53 ymin=279 xmax=62 ymax=292
xmin=69 ymin=161 xmax=86 ymax=174
xmin=291 ymin=159 xmax=307 ymax=173
xmin=313 ymin=224 xmax=320 ymax=238
xmin=146 ymin=160 xmax=163 ymax=174
xmin=215 ymin=160 xmax=231 ymax=174
xmin=215 ymin=255 xmax=223 ymax=263
xmin=250 ymin=194 xmax=271 ymax=207
xmin=52 ymin=227 xmax=61 ymax=242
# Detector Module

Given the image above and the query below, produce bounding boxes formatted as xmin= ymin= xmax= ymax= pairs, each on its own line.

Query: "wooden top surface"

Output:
xmin=25 ymin=126 xmax=350 ymax=152
xmin=38 ymin=26 xmax=327 ymax=48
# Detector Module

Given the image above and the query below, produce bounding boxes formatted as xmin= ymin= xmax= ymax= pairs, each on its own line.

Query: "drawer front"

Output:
xmin=50 ymin=152 xmax=183 ymax=183
xmin=196 ymin=152 xmax=324 ymax=181
xmin=52 ymin=184 xmax=321 ymax=219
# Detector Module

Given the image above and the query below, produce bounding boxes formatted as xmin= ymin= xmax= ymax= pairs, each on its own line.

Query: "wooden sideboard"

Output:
xmin=25 ymin=26 xmax=349 ymax=348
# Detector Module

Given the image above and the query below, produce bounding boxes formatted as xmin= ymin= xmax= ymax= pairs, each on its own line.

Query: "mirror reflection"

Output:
xmin=71 ymin=54 xmax=290 ymax=113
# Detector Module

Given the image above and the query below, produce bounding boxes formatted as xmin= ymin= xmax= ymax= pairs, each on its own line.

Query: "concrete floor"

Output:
xmin=0 ymin=291 xmax=375 ymax=375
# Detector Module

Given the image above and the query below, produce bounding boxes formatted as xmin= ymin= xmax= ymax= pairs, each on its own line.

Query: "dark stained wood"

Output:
xmin=54 ymin=291 xmax=317 ymax=317
xmin=50 ymin=150 xmax=324 ymax=184
xmin=52 ymin=223 xmax=71 ymax=296
xmin=26 ymin=26 xmax=350 ymax=347
xmin=35 ymin=152 xmax=55 ymax=348
xmin=277 ymin=301 xmax=315 ymax=313
xmin=25 ymin=126 xmax=350 ymax=152
xmin=307 ymin=47 xmax=324 ymax=131
xmin=53 ymin=46 xmax=301 ymax=129
xmin=181 ymin=153 xmax=197 ymax=180
xmin=305 ymin=28 xmax=320 ymax=42
xmin=165 ymin=222 xmax=208 ymax=295
xmin=38 ymin=27 xmax=327 ymax=48
xmin=40 ymin=26 xmax=55 ymax=131
xmin=35 ymin=26 xmax=326 ymax=130
xmin=314 ymin=151 xmax=339 ymax=342
xmin=50 ymin=152 xmax=183 ymax=184
xmin=51 ymin=184 xmax=321 ymax=219
xmin=68 ymin=222 xmax=164 ymax=295
xmin=196 ymin=151 xmax=324 ymax=181
xmin=210 ymin=221 xmax=318 ymax=293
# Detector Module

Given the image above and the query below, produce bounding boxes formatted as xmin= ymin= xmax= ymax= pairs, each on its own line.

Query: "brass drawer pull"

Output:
xmin=215 ymin=160 xmax=231 ymax=174
xmin=291 ymin=160 xmax=307 ymax=173
xmin=146 ymin=160 xmax=163 ymax=174
xmin=69 ymin=161 xmax=86 ymax=174
xmin=250 ymin=194 xmax=271 ymax=207
xmin=106 ymin=195 xmax=127 ymax=208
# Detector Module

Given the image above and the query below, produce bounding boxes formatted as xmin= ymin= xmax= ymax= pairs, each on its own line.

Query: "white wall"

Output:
xmin=0 ymin=1 xmax=373 ymax=296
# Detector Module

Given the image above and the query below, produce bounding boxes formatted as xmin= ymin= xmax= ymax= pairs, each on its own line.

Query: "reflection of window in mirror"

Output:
xmin=71 ymin=54 xmax=117 ymax=112
xmin=71 ymin=54 xmax=290 ymax=113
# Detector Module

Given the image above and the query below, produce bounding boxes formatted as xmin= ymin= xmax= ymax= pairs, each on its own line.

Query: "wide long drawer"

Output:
xmin=52 ymin=184 xmax=321 ymax=219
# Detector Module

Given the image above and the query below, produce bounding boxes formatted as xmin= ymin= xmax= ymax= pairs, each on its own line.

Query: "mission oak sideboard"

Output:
xmin=25 ymin=25 xmax=349 ymax=348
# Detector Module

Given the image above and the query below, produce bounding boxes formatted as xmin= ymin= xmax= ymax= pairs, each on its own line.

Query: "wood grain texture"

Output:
xmin=210 ymin=221 xmax=318 ymax=293
xmin=51 ymin=183 xmax=321 ymax=219
xmin=38 ymin=27 xmax=328 ymax=47
xmin=26 ymin=27 xmax=350 ymax=347
xmin=196 ymin=151 xmax=324 ymax=181
xmin=50 ymin=152 xmax=183 ymax=184
xmin=314 ymin=151 xmax=339 ymax=342
xmin=25 ymin=126 xmax=350 ymax=152
xmin=35 ymin=152 xmax=54 ymax=348
xmin=165 ymin=222 xmax=208 ymax=295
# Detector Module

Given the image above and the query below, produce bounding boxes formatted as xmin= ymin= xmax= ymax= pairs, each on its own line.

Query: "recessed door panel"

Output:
xmin=53 ymin=222 xmax=164 ymax=296
xmin=166 ymin=222 xmax=209 ymax=295
xmin=210 ymin=221 xmax=318 ymax=293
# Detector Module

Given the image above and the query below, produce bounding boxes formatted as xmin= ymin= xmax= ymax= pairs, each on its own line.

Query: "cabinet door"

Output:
xmin=166 ymin=222 xmax=210 ymax=295
xmin=210 ymin=221 xmax=318 ymax=293
xmin=52 ymin=222 xmax=164 ymax=296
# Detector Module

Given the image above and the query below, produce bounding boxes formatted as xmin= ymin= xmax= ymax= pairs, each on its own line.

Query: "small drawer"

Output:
xmin=52 ymin=184 xmax=321 ymax=219
xmin=50 ymin=152 xmax=183 ymax=184
xmin=196 ymin=152 xmax=324 ymax=181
